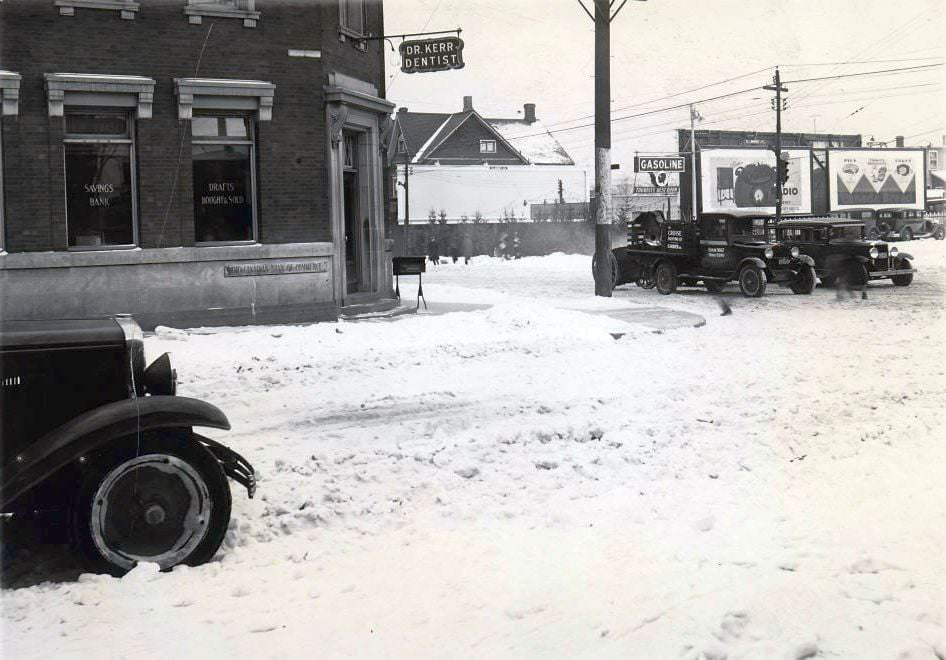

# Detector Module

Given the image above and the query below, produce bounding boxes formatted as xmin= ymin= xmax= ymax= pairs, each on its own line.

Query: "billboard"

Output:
xmin=699 ymin=147 xmax=812 ymax=215
xmin=827 ymin=148 xmax=926 ymax=211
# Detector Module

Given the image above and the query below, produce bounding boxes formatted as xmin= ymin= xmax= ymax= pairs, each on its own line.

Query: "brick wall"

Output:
xmin=0 ymin=0 xmax=386 ymax=252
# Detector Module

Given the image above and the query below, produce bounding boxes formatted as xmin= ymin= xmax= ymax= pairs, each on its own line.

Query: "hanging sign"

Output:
xmin=400 ymin=37 xmax=465 ymax=74
xmin=632 ymin=171 xmax=681 ymax=196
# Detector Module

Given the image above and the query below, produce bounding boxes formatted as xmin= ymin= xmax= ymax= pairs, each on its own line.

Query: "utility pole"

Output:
xmin=592 ymin=0 xmax=612 ymax=296
xmin=578 ymin=0 xmax=644 ymax=295
xmin=689 ymin=103 xmax=700 ymax=222
xmin=764 ymin=67 xmax=788 ymax=224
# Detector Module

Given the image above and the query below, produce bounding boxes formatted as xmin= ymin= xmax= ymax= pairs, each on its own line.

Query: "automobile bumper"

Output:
xmin=869 ymin=268 xmax=916 ymax=279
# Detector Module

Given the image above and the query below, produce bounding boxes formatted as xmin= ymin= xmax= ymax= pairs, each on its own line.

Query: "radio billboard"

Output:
xmin=699 ymin=147 xmax=813 ymax=215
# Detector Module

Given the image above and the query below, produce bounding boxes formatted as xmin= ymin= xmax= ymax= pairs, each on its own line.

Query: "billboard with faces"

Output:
xmin=827 ymin=148 xmax=927 ymax=211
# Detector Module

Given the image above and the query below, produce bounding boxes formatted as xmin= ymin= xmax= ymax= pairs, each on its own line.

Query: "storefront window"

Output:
xmin=191 ymin=115 xmax=256 ymax=244
xmin=64 ymin=111 xmax=136 ymax=248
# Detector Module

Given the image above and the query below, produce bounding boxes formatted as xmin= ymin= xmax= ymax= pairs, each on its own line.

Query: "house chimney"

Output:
xmin=895 ymin=135 xmax=904 ymax=147
xmin=523 ymin=103 xmax=536 ymax=124
xmin=463 ymin=96 xmax=473 ymax=112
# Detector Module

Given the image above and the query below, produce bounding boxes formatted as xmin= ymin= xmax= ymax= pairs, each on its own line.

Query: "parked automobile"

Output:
xmin=1 ymin=315 xmax=254 ymax=575
xmin=832 ymin=208 xmax=944 ymax=241
xmin=776 ymin=218 xmax=915 ymax=288
xmin=597 ymin=212 xmax=816 ymax=297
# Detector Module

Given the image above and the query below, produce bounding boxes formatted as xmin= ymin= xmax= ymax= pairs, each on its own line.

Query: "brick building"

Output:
xmin=0 ymin=0 xmax=395 ymax=328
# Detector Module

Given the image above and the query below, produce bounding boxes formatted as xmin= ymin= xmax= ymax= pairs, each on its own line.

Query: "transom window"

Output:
xmin=63 ymin=111 xmax=137 ymax=249
xmin=191 ymin=115 xmax=257 ymax=244
xmin=480 ymin=139 xmax=496 ymax=154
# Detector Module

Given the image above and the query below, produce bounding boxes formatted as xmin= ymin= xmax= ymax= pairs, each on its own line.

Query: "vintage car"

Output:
xmin=776 ymin=218 xmax=915 ymax=287
xmin=833 ymin=208 xmax=945 ymax=241
xmin=597 ymin=212 xmax=816 ymax=297
xmin=0 ymin=315 xmax=254 ymax=575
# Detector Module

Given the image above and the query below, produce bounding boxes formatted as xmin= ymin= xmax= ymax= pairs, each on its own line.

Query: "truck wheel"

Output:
xmin=654 ymin=262 xmax=677 ymax=295
xmin=72 ymin=432 xmax=231 ymax=576
xmin=591 ymin=252 xmax=620 ymax=290
xmin=738 ymin=264 xmax=767 ymax=297
xmin=705 ymin=280 xmax=725 ymax=293
xmin=790 ymin=265 xmax=817 ymax=294
xmin=899 ymin=226 xmax=913 ymax=241
xmin=934 ymin=226 xmax=945 ymax=240
xmin=891 ymin=257 xmax=913 ymax=286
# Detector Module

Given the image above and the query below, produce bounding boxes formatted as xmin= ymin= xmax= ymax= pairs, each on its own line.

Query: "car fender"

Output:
xmin=737 ymin=257 xmax=766 ymax=272
xmin=895 ymin=251 xmax=914 ymax=261
xmin=1 ymin=396 xmax=230 ymax=508
xmin=790 ymin=254 xmax=815 ymax=267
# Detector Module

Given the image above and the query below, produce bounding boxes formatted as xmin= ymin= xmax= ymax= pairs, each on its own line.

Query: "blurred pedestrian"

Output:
xmin=428 ymin=234 xmax=440 ymax=266
xmin=512 ymin=232 xmax=522 ymax=259
xmin=448 ymin=235 xmax=459 ymax=264
xmin=462 ymin=232 xmax=473 ymax=265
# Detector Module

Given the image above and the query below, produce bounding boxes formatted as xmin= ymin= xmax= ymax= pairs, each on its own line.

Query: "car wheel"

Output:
xmin=891 ymin=257 xmax=913 ymax=286
xmin=867 ymin=227 xmax=880 ymax=240
xmin=738 ymin=264 xmax=767 ymax=297
xmin=654 ymin=261 xmax=677 ymax=295
xmin=899 ymin=226 xmax=913 ymax=241
xmin=72 ymin=432 xmax=231 ymax=576
xmin=819 ymin=274 xmax=837 ymax=288
xmin=704 ymin=280 xmax=725 ymax=293
xmin=934 ymin=226 xmax=945 ymax=241
xmin=839 ymin=261 xmax=869 ymax=290
xmin=790 ymin=264 xmax=817 ymax=294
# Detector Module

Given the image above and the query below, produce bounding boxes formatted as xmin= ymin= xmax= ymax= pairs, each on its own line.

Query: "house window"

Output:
xmin=191 ymin=115 xmax=257 ymax=244
xmin=339 ymin=0 xmax=367 ymax=36
xmin=480 ymin=140 xmax=496 ymax=154
xmin=63 ymin=111 xmax=137 ymax=249
xmin=931 ymin=152 xmax=938 ymax=168
xmin=184 ymin=0 xmax=260 ymax=27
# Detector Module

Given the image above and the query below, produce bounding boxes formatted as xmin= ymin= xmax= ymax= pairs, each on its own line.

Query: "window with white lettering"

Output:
xmin=191 ymin=115 xmax=256 ymax=244
xmin=64 ymin=112 xmax=136 ymax=248
xmin=480 ymin=140 xmax=496 ymax=154
xmin=339 ymin=0 xmax=367 ymax=35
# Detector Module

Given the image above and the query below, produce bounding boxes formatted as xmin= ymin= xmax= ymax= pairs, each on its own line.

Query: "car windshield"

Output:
xmin=731 ymin=218 xmax=768 ymax=240
xmin=830 ymin=225 xmax=863 ymax=241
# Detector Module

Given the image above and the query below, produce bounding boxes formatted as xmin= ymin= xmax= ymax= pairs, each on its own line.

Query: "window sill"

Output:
xmin=184 ymin=6 xmax=260 ymax=28
xmin=55 ymin=0 xmax=140 ymax=20
xmin=338 ymin=26 xmax=369 ymax=51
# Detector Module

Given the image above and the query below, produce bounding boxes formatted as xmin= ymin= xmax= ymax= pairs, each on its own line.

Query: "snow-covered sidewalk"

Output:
xmin=3 ymin=247 xmax=945 ymax=659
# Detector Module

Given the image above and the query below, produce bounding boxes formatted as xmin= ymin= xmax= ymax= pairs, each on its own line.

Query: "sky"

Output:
xmin=383 ymin=0 xmax=946 ymax=176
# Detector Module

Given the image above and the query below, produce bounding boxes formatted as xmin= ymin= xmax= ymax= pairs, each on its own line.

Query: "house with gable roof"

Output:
xmin=390 ymin=96 xmax=586 ymax=223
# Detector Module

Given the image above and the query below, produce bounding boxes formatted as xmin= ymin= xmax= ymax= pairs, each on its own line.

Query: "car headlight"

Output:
xmin=890 ymin=247 xmax=899 ymax=257
xmin=869 ymin=247 xmax=879 ymax=259
xmin=764 ymin=247 xmax=774 ymax=259
xmin=790 ymin=246 xmax=800 ymax=258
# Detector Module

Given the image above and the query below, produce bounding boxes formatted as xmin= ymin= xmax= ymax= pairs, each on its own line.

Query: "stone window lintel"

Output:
xmin=0 ymin=71 xmax=22 ymax=116
xmin=44 ymin=73 xmax=155 ymax=118
xmin=174 ymin=78 xmax=275 ymax=121
xmin=184 ymin=4 xmax=260 ymax=28
xmin=55 ymin=0 xmax=140 ymax=20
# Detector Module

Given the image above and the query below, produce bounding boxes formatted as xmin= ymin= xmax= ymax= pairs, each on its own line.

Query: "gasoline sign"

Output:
xmin=634 ymin=156 xmax=686 ymax=173
xmin=399 ymin=37 xmax=465 ymax=74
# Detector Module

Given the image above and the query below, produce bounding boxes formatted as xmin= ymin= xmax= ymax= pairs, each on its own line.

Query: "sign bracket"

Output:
xmin=355 ymin=28 xmax=462 ymax=50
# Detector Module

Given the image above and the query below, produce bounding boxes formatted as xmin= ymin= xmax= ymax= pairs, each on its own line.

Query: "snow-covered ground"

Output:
xmin=3 ymin=241 xmax=946 ymax=659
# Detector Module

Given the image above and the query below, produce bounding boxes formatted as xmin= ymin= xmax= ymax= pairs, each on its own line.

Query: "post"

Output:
xmin=592 ymin=0 xmax=612 ymax=297
xmin=689 ymin=103 xmax=698 ymax=222
xmin=774 ymin=67 xmax=782 ymax=225
xmin=402 ymin=158 xmax=411 ymax=254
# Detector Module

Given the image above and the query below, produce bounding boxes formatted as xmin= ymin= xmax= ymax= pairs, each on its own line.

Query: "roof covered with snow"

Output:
xmin=395 ymin=109 xmax=574 ymax=166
